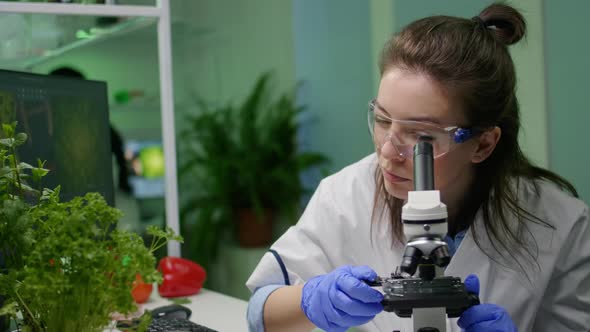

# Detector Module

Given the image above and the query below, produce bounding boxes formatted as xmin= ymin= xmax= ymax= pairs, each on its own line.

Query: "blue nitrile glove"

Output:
xmin=458 ymin=274 xmax=518 ymax=332
xmin=301 ymin=265 xmax=384 ymax=332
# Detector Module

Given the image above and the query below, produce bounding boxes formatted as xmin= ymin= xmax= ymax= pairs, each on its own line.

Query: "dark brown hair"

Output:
xmin=372 ymin=3 xmax=577 ymax=272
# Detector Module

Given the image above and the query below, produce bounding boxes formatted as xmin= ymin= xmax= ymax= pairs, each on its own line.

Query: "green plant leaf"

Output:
xmin=0 ymin=138 xmax=14 ymax=148
xmin=168 ymin=297 xmax=191 ymax=305
xmin=0 ymin=301 xmax=18 ymax=317
xmin=178 ymin=72 xmax=330 ymax=268
xmin=14 ymin=132 xmax=27 ymax=146
xmin=0 ymin=125 xmax=179 ymax=331
xmin=1 ymin=123 xmax=15 ymax=137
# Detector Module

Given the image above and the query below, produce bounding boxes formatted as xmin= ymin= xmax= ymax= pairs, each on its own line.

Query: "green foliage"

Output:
xmin=179 ymin=73 xmax=329 ymax=266
xmin=168 ymin=297 xmax=191 ymax=305
xmin=0 ymin=122 xmax=182 ymax=332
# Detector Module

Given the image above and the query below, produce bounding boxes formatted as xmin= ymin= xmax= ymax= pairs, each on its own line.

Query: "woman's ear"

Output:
xmin=472 ymin=127 xmax=501 ymax=163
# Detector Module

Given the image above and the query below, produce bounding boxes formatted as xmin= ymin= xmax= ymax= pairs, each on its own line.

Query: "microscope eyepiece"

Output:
xmin=413 ymin=139 xmax=433 ymax=156
xmin=413 ymin=141 xmax=434 ymax=191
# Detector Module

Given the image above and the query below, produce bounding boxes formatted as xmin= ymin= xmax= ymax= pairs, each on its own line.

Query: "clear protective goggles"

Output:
xmin=368 ymin=99 xmax=481 ymax=159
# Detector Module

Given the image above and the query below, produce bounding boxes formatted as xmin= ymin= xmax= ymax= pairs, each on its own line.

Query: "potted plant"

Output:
xmin=0 ymin=122 xmax=182 ymax=332
xmin=178 ymin=72 xmax=329 ymax=267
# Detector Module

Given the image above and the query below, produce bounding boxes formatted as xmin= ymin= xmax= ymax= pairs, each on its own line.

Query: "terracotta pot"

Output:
xmin=236 ymin=209 xmax=273 ymax=247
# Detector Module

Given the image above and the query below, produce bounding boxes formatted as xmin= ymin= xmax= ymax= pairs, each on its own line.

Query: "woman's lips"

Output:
xmin=382 ymin=169 xmax=410 ymax=183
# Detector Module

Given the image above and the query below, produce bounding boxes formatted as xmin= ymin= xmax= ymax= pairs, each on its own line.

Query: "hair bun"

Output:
xmin=478 ymin=3 xmax=526 ymax=45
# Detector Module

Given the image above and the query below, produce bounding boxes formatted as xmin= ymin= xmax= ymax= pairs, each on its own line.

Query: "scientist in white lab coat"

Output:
xmin=246 ymin=3 xmax=590 ymax=332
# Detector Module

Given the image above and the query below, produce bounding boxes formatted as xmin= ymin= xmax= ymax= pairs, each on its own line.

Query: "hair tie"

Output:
xmin=472 ymin=16 xmax=486 ymax=29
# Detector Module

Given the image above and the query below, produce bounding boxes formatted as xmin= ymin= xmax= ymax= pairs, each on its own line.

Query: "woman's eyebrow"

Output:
xmin=373 ymin=100 xmax=391 ymax=115
xmin=374 ymin=100 xmax=442 ymax=125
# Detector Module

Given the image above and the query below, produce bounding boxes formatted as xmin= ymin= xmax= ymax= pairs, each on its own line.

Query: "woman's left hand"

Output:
xmin=458 ymin=274 xmax=518 ymax=332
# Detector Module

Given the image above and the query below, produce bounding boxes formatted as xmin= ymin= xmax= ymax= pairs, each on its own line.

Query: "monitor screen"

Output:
xmin=0 ymin=69 xmax=114 ymax=206
xmin=125 ymin=139 xmax=165 ymax=199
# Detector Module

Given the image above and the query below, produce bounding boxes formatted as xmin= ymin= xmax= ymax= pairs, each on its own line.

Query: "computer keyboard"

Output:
xmin=116 ymin=304 xmax=218 ymax=332
xmin=147 ymin=317 xmax=218 ymax=332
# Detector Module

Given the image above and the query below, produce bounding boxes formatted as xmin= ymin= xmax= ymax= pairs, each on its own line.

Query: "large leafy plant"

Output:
xmin=0 ymin=122 xmax=182 ymax=332
xmin=179 ymin=73 xmax=328 ymax=266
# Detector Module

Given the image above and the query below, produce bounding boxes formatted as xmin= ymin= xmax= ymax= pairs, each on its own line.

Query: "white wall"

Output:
xmin=174 ymin=0 xmax=295 ymax=108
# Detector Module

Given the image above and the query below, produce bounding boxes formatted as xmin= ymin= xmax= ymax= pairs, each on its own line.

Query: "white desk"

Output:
xmin=109 ymin=288 xmax=249 ymax=331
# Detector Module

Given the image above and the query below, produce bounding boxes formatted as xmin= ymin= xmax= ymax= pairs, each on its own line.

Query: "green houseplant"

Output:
xmin=179 ymin=73 xmax=329 ymax=268
xmin=0 ymin=122 xmax=182 ymax=332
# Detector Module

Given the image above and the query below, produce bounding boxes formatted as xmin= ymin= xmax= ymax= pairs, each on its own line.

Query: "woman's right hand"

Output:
xmin=300 ymin=265 xmax=384 ymax=332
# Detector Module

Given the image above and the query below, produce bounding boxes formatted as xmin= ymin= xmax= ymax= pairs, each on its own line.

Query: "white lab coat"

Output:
xmin=246 ymin=154 xmax=590 ymax=332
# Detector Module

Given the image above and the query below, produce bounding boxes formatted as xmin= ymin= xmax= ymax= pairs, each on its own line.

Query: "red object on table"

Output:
xmin=131 ymin=273 xmax=153 ymax=304
xmin=157 ymin=256 xmax=207 ymax=298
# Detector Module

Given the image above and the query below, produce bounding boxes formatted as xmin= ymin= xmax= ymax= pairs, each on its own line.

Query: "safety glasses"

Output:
xmin=368 ymin=99 xmax=481 ymax=159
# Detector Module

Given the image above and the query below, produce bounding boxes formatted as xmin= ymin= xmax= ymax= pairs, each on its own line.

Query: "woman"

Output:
xmin=246 ymin=3 xmax=590 ymax=332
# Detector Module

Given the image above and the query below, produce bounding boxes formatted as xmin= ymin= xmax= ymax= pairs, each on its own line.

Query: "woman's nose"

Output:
xmin=380 ymin=139 xmax=405 ymax=162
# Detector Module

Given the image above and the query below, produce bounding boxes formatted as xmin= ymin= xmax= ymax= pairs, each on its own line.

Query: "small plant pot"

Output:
xmin=236 ymin=209 xmax=273 ymax=247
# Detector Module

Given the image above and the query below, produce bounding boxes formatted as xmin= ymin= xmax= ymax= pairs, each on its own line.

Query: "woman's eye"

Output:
xmin=375 ymin=116 xmax=391 ymax=124
xmin=412 ymin=132 xmax=435 ymax=141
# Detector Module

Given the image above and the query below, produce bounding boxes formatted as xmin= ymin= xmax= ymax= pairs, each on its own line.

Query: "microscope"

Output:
xmin=367 ymin=140 xmax=479 ymax=332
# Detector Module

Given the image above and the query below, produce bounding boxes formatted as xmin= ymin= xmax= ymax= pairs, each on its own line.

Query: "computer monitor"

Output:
xmin=0 ymin=69 xmax=114 ymax=206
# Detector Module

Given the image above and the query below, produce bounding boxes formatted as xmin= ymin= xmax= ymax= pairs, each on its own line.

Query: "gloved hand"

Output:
xmin=301 ymin=265 xmax=384 ymax=332
xmin=458 ymin=274 xmax=518 ymax=332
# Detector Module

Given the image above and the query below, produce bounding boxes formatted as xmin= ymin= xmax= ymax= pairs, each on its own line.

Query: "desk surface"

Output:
xmin=123 ymin=288 xmax=249 ymax=331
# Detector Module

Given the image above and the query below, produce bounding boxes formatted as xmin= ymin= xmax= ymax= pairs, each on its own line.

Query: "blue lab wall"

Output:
xmin=545 ymin=0 xmax=590 ymax=203
xmin=292 ymin=0 xmax=375 ymax=173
